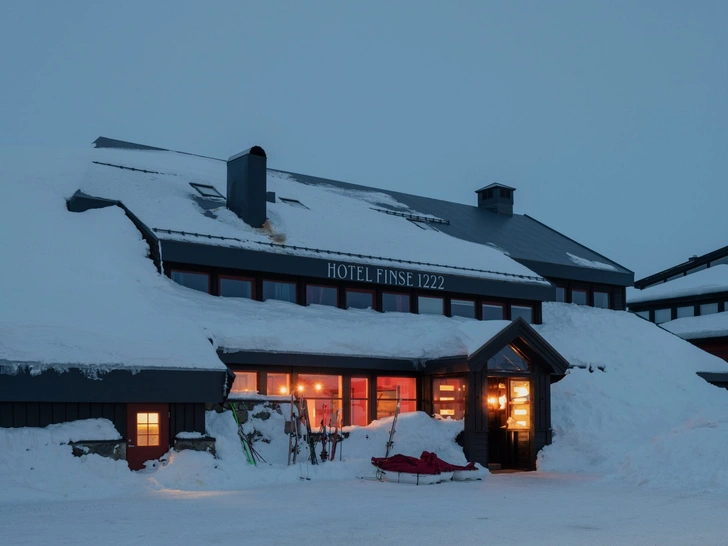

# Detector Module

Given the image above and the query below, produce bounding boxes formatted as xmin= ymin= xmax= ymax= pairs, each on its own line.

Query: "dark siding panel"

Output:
xmin=102 ymin=403 xmax=115 ymax=421
xmin=90 ymin=404 xmax=103 ymax=419
xmin=194 ymin=404 xmax=205 ymax=434
xmin=78 ymin=403 xmax=90 ymax=421
xmin=39 ymin=404 xmax=53 ymax=427
xmin=26 ymin=403 xmax=40 ymax=427
xmin=13 ymin=403 xmax=27 ymax=426
xmin=65 ymin=403 xmax=78 ymax=423
xmin=0 ymin=402 xmax=12 ymax=427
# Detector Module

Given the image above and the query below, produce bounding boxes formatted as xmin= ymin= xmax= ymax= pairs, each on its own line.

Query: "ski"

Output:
xmin=301 ymin=396 xmax=318 ymax=465
xmin=319 ymin=403 xmax=329 ymax=462
xmin=329 ymin=408 xmax=342 ymax=461
xmin=287 ymin=392 xmax=299 ymax=466
xmin=384 ymin=385 xmax=401 ymax=458
xmin=230 ymin=402 xmax=256 ymax=466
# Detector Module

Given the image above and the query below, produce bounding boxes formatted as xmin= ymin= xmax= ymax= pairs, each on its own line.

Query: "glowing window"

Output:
xmin=376 ymin=377 xmax=417 ymax=419
xmin=267 ymin=373 xmax=290 ymax=395
xmin=297 ymin=374 xmax=343 ymax=427
xmin=350 ymin=377 xmax=369 ymax=426
xmin=507 ymin=380 xmax=530 ymax=430
xmin=136 ymin=413 xmax=160 ymax=447
xmin=230 ymin=371 xmax=257 ymax=394
xmin=432 ymin=377 xmax=465 ymax=420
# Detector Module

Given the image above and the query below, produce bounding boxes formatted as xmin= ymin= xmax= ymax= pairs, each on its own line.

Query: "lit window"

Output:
xmin=433 ymin=377 xmax=465 ymax=420
xmin=511 ymin=305 xmax=533 ymax=324
xmin=219 ymin=277 xmax=253 ymax=298
xmin=677 ymin=306 xmax=694 ymax=319
xmin=171 ymin=270 xmax=210 ymax=293
xmin=507 ymin=380 xmax=530 ymax=430
xmin=654 ymin=309 xmax=672 ymax=323
xmin=350 ymin=377 xmax=369 ymax=426
xmin=267 ymin=373 xmax=290 ymax=395
xmin=230 ymin=371 xmax=257 ymax=394
xmin=306 ymin=285 xmax=338 ymax=307
xmin=571 ymin=289 xmax=588 ymax=306
xmin=418 ymin=296 xmax=444 ymax=315
xmin=136 ymin=413 xmax=160 ymax=447
xmin=451 ymin=299 xmax=475 ymax=319
xmin=593 ymin=291 xmax=610 ymax=309
xmin=482 ymin=303 xmax=505 ymax=320
xmin=346 ymin=289 xmax=374 ymax=310
xmin=700 ymin=303 xmax=719 ymax=316
xmin=263 ymin=280 xmax=297 ymax=303
xmin=382 ymin=293 xmax=410 ymax=313
xmin=376 ymin=377 xmax=417 ymax=419
xmin=297 ymin=374 xmax=343 ymax=427
xmin=190 ymin=182 xmax=224 ymax=199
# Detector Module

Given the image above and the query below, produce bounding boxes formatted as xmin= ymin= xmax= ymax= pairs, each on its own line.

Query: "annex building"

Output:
xmin=1 ymin=137 xmax=636 ymax=471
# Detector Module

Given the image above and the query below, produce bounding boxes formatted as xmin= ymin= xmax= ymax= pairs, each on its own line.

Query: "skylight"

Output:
xmin=409 ymin=219 xmax=440 ymax=232
xmin=371 ymin=207 xmax=449 ymax=225
xmin=280 ymin=197 xmax=309 ymax=209
xmin=190 ymin=183 xmax=224 ymax=199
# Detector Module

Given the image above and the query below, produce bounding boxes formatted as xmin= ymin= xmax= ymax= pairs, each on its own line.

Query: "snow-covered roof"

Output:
xmin=80 ymin=148 xmax=547 ymax=285
xmin=662 ymin=311 xmax=728 ymax=340
xmin=627 ymin=265 xmax=728 ymax=305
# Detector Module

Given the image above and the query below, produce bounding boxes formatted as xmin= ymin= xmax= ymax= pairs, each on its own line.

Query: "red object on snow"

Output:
xmin=419 ymin=451 xmax=476 ymax=472
xmin=371 ymin=454 xmax=440 ymax=475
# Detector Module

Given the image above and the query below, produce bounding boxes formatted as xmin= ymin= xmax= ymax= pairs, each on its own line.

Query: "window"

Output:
xmin=654 ymin=309 xmax=672 ymax=324
xmin=507 ymin=380 xmax=530 ymax=430
xmin=676 ymin=306 xmax=695 ymax=319
xmin=262 ymin=280 xmax=297 ymax=303
xmin=136 ymin=412 xmax=160 ymax=447
xmin=382 ymin=292 xmax=410 ymax=313
xmin=346 ymin=289 xmax=374 ymax=310
xmin=500 ymin=189 xmax=512 ymax=199
xmin=450 ymin=299 xmax=475 ymax=319
xmin=555 ymin=287 xmax=566 ymax=303
xmin=634 ymin=310 xmax=649 ymax=320
xmin=593 ymin=291 xmax=610 ymax=309
xmin=306 ymin=285 xmax=338 ymax=307
xmin=687 ymin=264 xmax=707 ymax=275
xmin=267 ymin=373 xmax=290 ymax=395
xmin=482 ymin=303 xmax=505 ymax=320
xmin=297 ymin=374 xmax=342 ymax=427
xmin=171 ymin=270 xmax=210 ymax=293
xmin=487 ymin=345 xmax=529 ymax=372
xmin=350 ymin=377 xmax=369 ymax=426
xmin=408 ymin=219 xmax=439 ymax=231
xmin=700 ymin=303 xmax=719 ymax=316
xmin=230 ymin=372 xmax=257 ymax=394
xmin=571 ymin=289 xmax=588 ymax=306
xmin=433 ymin=377 xmax=465 ymax=420
xmin=189 ymin=182 xmax=224 ymax=199
xmin=511 ymin=305 xmax=533 ymax=324
xmin=279 ymin=197 xmax=308 ymax=209
xmin=418 ymin=296 xmax=444 ymax=315
xmin=219 ymin=276 xmax=254 ymax=298
xmin=376 ymin=377 xmax=417 ymax=419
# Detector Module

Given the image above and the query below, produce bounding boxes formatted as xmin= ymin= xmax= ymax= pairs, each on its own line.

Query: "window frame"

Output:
xmin=481 ymin=301 xmax=506 ymax=321
xmin=345 ymin=287 xmax=376 ymax=310
xmin=571 ymin=288 xmax=589 ymax=306
xmin=262 ymin=279 xmax=298 ymax=303
xmin=170 ymin=269 xmax=211 ymax=294
xmin=218 ymin=274 xmax=256 ymax=299
xmin=510 ymin=304 xmax=534 ymax=324
xmin=305 ymin=283 xmax=339 ymax=307
xmin=381 ymin=291 xmax=411 ymax=313
xmin=417 ymin=294 xmax=444 ymax=315
xmin=450 ymin=298 xmax=476 ymax=319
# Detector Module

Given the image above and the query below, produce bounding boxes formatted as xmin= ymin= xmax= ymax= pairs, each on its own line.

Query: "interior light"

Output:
xmin=514 ymin=386 xmax=529 ymax=397
xmin=514 ymin=409 xmax=528 ymax=416
xmin=487 ymin=397 xmax=497 ymax=407
xmin=279 ymin=386 xmax=288 ymax=394
xmin=315 ymin=383 xmax=323 ymax=392
xmin=439 ymin=397 xmax=455 ymax=401
xmin=297 ymin=385 xmax=304 ymax=392
xmin=512 ymin=397 xmax=528 ymax=404
xmin=498 ymin=395 xmax=507 ymax=410
xmin=440 ymin=409 xmax=455 ymax=416
xmin=439 ymin=385 xmax=455 ymax=391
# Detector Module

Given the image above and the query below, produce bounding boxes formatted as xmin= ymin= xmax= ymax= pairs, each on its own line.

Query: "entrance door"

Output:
xmin=486 ymin=378 xmax=532 ymax=470
xmin=126 ymin=403 xmax=169 ymax=470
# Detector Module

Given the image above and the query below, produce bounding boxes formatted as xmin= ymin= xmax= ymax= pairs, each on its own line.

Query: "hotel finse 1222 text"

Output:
xmin=327 ymin=262 xmax=445 ymax=290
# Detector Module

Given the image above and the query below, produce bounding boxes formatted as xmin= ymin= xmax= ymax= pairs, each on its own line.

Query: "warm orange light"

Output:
xmin=297 ymin=385 xmax=304 ymax=392
xmin=440 ymin=409 xmax=455 ymax=416
xmin=439 ymin=385 xmax=455 ymax=391
xmin=487 ymin=397 xmax=497 ymax=407
xmin=279 ymin=386 xmax=288 ymax=394
xmin=315 ymin=383 xmax=323 ymax=392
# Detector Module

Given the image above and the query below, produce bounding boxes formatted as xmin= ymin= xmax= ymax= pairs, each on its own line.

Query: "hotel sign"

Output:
xmin=327 ymin=261 xmax=445 ymax=290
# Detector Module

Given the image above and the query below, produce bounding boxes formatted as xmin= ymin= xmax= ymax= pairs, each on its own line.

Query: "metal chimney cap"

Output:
xmin=228 ymin=146 xmax=266 ymax=163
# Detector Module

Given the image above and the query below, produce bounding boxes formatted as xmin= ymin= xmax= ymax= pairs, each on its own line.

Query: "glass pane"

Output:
xmin=148 ymin=424 xmax=159 ymax=435
xmin=700 ymin=303 xmax=719 ymax=316
xmin=297 ymin=374 xmax=342 ymax=399
xmin=306 ymin=285 xmax=338 ymax=307
xmin=306 ymin=399 xmax=342 ymax=429
xmin=677 ymin=306 xmax=694 ymax=318
xmin=148 ymin=413 xmax=159 ymax=424
xmin=555 ymin=287 xmax=566 ymax=303
xmin=376 ymin=377 xmax=416 ymax=400
xmin=654 ymin=309 xmax=672 ymax=323
xmin=688 ymin=264 xmax=707 ymax=274
xmin=571 ymin=289 xmax=588 ymax=305
xmin=346 ymin=290 xmax=373 ymax=310
xmin=350 ymin=399 xmax=368 ymax=426
xmin=382 ymin=293 xmax=410 ymax=313
xmin=432 ymin=377 xmax=465 ymax=420
xmin=482 ymin=303 xmax=504 ymax=320
xmin=593 ymin=292 xmax=610 ymax=309
xmin=267 ymin=373 xmax=290 ymax=395
xmin=450 ymin=299 xmax=475 ymax=318
xmin=511 ymin=305 xmax=533 ymax=324
xmin=219 ymin=277 xmax=253 ymax=298
xmin=508 ymin=379 xmax=530 ymax=430
xmin=635 ymin=310 xmax=649 ymax=320
xmin=137 ymin=435 xmax=148 ymax=447
xmin=137 ymin=413 xmax=148 ymax=424
xmin=148 ymin=435 xmax=160 ymax=447
xmin=230 ymin=371 xmax=257 ymax=393
xmin=487 ymin=345 xmax=529 ymax=371
xmin=418 ymin=296 xmax=443 ymax=315
xmin=171 ymin=271 xmax=209 ymax=293
xmin=262 ymin=281 xmax=297 ymax=303
xmin=350 ymin=377 xmax=368 ymax=399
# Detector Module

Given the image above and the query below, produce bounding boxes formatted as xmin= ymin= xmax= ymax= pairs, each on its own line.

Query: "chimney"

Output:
xmin=475 ymin=183 xmax=515 ymax=216
xmin=226 ymin=146 xmax=267 ymax=227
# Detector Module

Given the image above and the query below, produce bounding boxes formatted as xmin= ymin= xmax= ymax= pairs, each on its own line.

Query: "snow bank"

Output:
xmin=537 ymin=303 xmax=728 ymax=491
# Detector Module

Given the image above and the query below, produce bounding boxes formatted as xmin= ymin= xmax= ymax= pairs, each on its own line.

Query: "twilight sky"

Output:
xmin=2 ymin=1 xmax=726 ymax=279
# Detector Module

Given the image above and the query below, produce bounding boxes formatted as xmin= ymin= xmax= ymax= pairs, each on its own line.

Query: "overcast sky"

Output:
xmin=2 ymin=1 xmax=726 ymax=279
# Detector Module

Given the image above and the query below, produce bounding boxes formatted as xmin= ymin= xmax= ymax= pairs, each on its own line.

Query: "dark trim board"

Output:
xmin=0 ymin=367 xmax=229 ymax=403
xmin=220 ymin=350 xmax=423 ymax=372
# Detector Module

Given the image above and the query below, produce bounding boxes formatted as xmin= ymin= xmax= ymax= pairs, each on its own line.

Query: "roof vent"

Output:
xmin=226 ymin=146 xmax=267 ymax=227
xmin=475 ymin=183 xmax=515 ymax=216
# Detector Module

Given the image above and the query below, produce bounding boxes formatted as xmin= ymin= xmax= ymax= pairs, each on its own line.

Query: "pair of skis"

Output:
xmin=287 ymin=395 xmax=343 ymax=468
xmin=230 ymin=402 xmax=266 ymax=465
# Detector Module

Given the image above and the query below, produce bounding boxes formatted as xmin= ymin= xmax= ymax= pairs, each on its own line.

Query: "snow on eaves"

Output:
xmin=80 ymin=148 xmax=547 ymax=285
xmin=663 ymin=311 xmax=728 ymax=340
xmin=627 ymin=265 xmax=728 ymax=305
xmin=566 ymin=252 xmax=617 ymax=271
